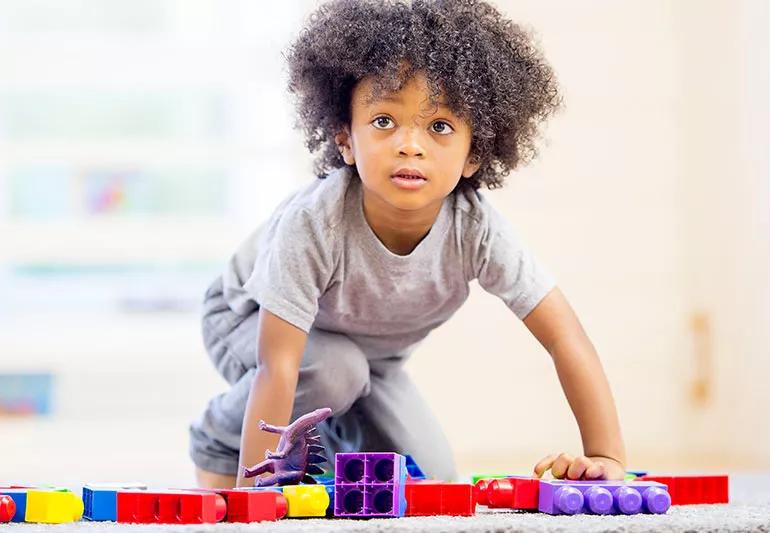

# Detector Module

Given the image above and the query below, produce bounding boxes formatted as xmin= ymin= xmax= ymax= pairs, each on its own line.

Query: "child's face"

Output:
xmin=336 ymin=72 xmax=480 ymax=214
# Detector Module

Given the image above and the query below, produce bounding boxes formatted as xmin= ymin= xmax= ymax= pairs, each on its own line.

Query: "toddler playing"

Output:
xmin=189 ymin=0 xmax=626 ymax=488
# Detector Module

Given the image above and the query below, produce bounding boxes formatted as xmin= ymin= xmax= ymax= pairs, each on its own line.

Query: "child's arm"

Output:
xmin=523 ymin=287 xmax=627 ymax=480
xmin=236 ymin=309 xmax=308 ymax=487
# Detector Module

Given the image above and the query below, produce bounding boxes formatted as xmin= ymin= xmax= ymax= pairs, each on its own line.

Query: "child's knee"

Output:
xmin=296 ymin=339 xmax=371 ymax=415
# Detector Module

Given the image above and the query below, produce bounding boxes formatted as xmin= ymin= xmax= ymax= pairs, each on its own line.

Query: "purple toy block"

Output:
xmin=538 ymin=480 xmax=671 ymax=516
xmin=334 ymin=453 xmax=407 ymax=518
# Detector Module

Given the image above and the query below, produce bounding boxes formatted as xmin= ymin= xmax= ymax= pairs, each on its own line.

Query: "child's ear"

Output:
xmin=334 ymin=126 xmax=356 ymax=166
xmin=461 ymin=153 xmax=481 ymax=178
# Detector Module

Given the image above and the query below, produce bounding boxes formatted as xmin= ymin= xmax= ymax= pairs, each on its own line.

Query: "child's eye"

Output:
xmin=431 ymin=121 xmax=454 ymax=135
xmin=372 ymin=116 xmax=394 ymax=129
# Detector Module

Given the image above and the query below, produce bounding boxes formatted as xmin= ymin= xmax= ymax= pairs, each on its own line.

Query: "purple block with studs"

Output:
xmin=538 ymin=479 xmax=671 ymax=515
xmin=334 ymin=452 xmax=407 ymax=518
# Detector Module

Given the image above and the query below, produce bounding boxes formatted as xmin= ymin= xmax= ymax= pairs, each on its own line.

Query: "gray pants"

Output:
xmin=188 ymin=277 xmax=456 ymax=480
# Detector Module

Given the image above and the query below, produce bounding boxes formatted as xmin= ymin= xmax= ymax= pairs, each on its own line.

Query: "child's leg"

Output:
xmin=190 ymin=278 xmax=372 ymax=484
xmin=195 ymin=467 xmax=237 ymax=489
xmin=354 ymin=357 xmax=458 ymax=482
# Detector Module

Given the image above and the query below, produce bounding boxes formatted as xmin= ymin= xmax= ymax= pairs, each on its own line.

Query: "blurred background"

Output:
xmin=0 ymin=0 xmax=768 ymax=487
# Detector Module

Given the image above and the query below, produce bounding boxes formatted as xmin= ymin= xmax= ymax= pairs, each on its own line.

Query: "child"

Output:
xmin=190 ymin=0 xmax=626 ymax=488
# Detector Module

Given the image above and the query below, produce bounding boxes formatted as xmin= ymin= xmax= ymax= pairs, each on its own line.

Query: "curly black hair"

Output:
xmin=285 ymin=0 xmax=562 ymax=189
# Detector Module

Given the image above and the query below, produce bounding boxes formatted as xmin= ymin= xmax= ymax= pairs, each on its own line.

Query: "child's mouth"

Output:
xmin=391 ymin=174 xmax=428 ymax=190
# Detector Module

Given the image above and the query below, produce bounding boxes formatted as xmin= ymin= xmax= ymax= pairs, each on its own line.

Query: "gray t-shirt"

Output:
xmin=222 ymin=166 xmax=556 ymax=356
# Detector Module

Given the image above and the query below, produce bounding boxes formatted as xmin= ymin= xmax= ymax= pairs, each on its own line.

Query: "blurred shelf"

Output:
xmin=0 ymin=310 xmax=214 ymax=371
xmin=0 ymin=217 xmax=241 ymax=263
xmin=0 ymin=141 xmax=301 ymax=165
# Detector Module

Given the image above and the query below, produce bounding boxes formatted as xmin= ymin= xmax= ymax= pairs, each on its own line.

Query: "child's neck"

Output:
xmin=361 ymin=190 xmax=442 ymax=256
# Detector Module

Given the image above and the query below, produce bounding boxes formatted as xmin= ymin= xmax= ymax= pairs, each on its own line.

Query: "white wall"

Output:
xmin=411 ymin=0 xmax=770 ymax=473
xmin=410 ymin=0 xmax=692 ymax=472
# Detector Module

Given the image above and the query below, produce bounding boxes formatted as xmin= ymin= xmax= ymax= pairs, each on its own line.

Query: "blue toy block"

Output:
xmin=404 ymin=455 xmax=427 ymax=480
xmin=83 ymin=487 xmax=116 ymax=521
xmin=324 ymin=484 xmax=335 ymax=517
xmin=334 ymin=452 xmax=407 ymax=518
xmin=538 ymin=479 xmax=671 ymax=515
xmin=237 ymin=486 xmax=284 ymax=493
xmin=82 ymin=483 xmax=146 ymax=521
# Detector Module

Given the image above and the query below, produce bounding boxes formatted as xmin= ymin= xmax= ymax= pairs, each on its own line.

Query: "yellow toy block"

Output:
xmin=282 ymin=485 xmax=329 ymax=517
xmin=25 ymin=490 xmax=84 ymax=523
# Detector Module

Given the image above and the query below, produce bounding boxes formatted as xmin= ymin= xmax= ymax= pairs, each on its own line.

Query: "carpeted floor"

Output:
xmin=5 ymin=474 xmax=769 ymax=532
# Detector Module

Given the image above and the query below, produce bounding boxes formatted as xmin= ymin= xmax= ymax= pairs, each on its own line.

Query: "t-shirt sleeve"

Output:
xmin=242 ymin=207 xmax=334 ymax=333
xmin=469 ymin=204 xmax=556 ymax=320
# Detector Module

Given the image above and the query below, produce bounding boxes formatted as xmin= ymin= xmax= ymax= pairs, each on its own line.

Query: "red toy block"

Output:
xmin=0 ymin=495 xmax=16 ymax=522
xmin=474 ymin=479 xmax=491 ymax=505
xmin=217 ymin=490 xmax=287 ymax=522
xmin=176 ymin=488 xmax=288 ymax=523
xmin=405 ymin=483 xmax=475 ymax=516
xmin=116 ymin=490 xmax=225 ymax=524
xmin=486 ymin=477 xmax=540 ymax=510
xmin=639 ymin=475 xmax=728 ymax=505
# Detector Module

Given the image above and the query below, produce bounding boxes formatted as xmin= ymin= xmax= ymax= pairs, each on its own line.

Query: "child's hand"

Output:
xmin=533 ymin=453 xmax=626 ymax=481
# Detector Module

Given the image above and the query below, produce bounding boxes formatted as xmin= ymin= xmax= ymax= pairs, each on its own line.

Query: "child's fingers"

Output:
xmin=533 ymin=454 xmax=559 ymax=477
xmin=566 ymin=455 xmax=592 ymax=480
xmin=584 ymin=461 xmax=607 ymax=480
xmin=550 ymin=453 xmax=575 ymax=479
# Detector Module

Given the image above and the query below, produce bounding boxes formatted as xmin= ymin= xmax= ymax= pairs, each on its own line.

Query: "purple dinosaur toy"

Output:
xmin=243 ymin=407 xmax=332 ymax=487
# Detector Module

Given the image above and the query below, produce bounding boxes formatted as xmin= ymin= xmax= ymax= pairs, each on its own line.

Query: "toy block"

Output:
xmin=404 ymin=454 xmax=427 ymax=480
xmin=538 ymin=480 xmax=671 ymax=515
xmin=214 ymin=490 xmax=287 ymax=522
xmin=639 ymin=475 xmax=728 ymax=505
xmin=1 ymin=489 xmax=27 ymax=522
xmin=471 ymin=473 xmax=517 ymax=485
xmin=486 ymin=477 xmax=540 ymax=510
xmin=474 ymin=478 xmax=491 ymax=505
xmin=321 ymin=484 xmax=335 ymax=517
xmin=282 ymin=485 xmax=330 ymax=517
xmin=116 ymin=490 xmax=225 ymax=524
xmin=237 ymin=486 xmax=284 ymax=493
xmin=405 ymin=483 xmax=475 ymax=516
xmin=334 ymin=452 xmax=407 ymax=517
xmin=24 ymin=489 xmax=84 ymax=523
xmin=83 ymin=483 xmax=147 ymax=521
xmin=0 ymin=495 xmax=16 ymax=522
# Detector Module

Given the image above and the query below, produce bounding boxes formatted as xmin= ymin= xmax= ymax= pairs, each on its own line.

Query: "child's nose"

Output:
xmin=396 ymin=127 xmax=425 ymax=158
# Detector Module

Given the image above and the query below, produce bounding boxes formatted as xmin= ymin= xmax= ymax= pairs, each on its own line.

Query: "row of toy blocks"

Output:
xmin=404 ymin=482 xmax=476 ymax=516
xmin=474 ymin=476 xmax=539 ymax=510
xmin=334 ymin=452 xmax=407 ymax=517
xmin=0 ymin=488 xmax=83 ymax=523
xmin=86 ymin=485 xmax=286 ymax=524
xmin=538 ymin=480 xmax=671 ymax=515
